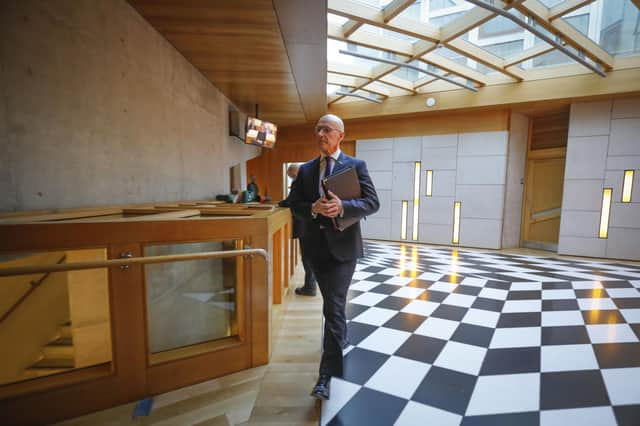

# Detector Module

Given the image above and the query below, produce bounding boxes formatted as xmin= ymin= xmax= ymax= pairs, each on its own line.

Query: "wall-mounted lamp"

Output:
xmin=413 ymin=162 xmax=421 ymax=241
xmin=401 ymin=200 xmax=408 ymax=241
xmin=425 ymin=170 xmax=433 ymax=197
xmin=599 ymin=188 xmax=612 ymax=239
xmin=622 ymin=170 xmax=634 ymax=203
xmin=453 ymin=201 xmax=461 ymax=244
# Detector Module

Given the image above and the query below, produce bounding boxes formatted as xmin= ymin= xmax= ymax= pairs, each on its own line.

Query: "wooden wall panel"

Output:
xmin=283 ymin=223 xmax=289 ymax=293
xmin=530 ymin=108 xmax=570 ymax=150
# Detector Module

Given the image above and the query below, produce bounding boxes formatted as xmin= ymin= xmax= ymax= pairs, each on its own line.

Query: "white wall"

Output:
xmin=559 ymin=98 xmax=640 ymax=260
xmin=358 ymin=138 xmax=393 ymax=240
xmin=358 ymin=130 xmax=509 ymax=249
xmin=0 ymin=0 xmax=260 ymax=211
xmin=502 ymin=113 xmax=529 ymax=248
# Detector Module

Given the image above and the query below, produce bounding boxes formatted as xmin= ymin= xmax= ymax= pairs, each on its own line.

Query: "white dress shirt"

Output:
xmin=313 ymin=149 xmax=343 ymax=220
xmin=319 ymin=148 xmax=341 ymax=197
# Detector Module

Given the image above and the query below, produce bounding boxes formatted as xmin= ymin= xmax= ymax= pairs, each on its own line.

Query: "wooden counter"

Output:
xmin=0 ymin=201 xmax=295 ymax=425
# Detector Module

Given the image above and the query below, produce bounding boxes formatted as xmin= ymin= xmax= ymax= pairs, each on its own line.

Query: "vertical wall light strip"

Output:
xmin=622 ymin=170 xmax=634 ymax=203
xmin=412 ymin=162 xmax=421 ymax=241
xmin=401 ymin=201 xmax=408 ymax=240
xmin=599 ymin=188 xmax=612 ymax=239
xmin=425 ymin=170 xmax=433 ymax=197
xmin=452 ymin=201 xmax=461 ymax=244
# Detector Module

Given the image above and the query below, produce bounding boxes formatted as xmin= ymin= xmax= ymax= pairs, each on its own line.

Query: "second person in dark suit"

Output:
xmin=279 ymin=163 xmax=317 ymax=296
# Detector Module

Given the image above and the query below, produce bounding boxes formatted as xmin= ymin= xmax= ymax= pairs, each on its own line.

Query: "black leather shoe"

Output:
xmin=311 ymin=374 xmax=331 ymax=400
xmin=295 ymin=286 xmax=316 ymax=296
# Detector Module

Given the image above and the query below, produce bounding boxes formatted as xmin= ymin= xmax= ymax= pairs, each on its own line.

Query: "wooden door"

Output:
xmin=521 ymin=148 xmax=566 ymax=251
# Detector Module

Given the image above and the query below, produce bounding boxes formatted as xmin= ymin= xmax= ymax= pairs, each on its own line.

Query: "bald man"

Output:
xmin=287 ymin=114 xmax=379 ymax=400
xmin=279 ymin=164 xmax=317 ymax=296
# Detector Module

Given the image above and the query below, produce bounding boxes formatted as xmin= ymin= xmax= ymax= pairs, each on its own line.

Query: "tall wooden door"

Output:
xmin=521 ymin=148 xmax=566 ymax=251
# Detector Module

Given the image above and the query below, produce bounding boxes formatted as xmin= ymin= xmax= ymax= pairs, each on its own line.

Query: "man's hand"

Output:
xmin=312 ymin=191 xmax=343 ymax=218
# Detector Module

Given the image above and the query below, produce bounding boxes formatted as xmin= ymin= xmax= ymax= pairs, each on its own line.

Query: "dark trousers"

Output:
xmin=299 ymin=237 xmax=316 ymax=289
xmin=311 ymin=256 xmax=357 ymax=378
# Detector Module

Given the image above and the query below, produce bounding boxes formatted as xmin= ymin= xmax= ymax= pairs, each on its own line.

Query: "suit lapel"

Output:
xmin=332 ymin=152 xmax=347 ymax=175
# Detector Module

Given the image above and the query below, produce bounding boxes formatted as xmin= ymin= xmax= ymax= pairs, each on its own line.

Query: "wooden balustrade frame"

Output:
xmin=0 ymin=206 xmax=293 ymax=426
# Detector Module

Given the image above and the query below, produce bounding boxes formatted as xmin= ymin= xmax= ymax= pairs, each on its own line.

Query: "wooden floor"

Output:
xmin=241 ymin=273 xmax=322 ymax=426
xmin=57 ymin=262 xmax=323 ymax=426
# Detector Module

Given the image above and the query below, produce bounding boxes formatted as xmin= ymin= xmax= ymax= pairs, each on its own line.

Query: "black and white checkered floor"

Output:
xmin=321 ymin=241 xmax=640 ymax=426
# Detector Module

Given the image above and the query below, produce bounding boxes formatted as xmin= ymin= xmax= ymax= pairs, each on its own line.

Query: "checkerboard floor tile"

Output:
xmin=322 ymin=241 xmax=640 ymax=426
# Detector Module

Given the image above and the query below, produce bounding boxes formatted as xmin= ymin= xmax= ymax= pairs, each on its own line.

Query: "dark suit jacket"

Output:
xmin=278 ymin=196 xmax=303 ymax=238
xmin=287 ymin=152 xmax=379 ymax=263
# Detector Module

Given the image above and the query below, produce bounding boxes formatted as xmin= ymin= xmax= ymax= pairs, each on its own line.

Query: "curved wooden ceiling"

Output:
xmin=129 ymin=0 xmax=327 ymax=126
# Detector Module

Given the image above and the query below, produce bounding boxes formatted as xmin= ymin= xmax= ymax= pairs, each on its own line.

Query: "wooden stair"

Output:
xmin=22 ymin=323 xmax=75 ymax=379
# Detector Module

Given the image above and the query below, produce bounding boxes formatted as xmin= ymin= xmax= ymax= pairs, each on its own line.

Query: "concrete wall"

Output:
xmin=358 ymin=138 xmax=393 ymax=241
xmin=502 ymin=112 xmax=529 ymax=248
xmin=0 ymin=0 xmax=259 ymax=211
xmin=358 ymin=130 xmax=509 ymax=249
xmin=559 ymin=97 xmax=640 ymax=260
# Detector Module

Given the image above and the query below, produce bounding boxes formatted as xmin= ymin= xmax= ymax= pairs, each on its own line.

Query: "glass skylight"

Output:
xmin=391 ymin=60 xmax=431 ymax=82
xmin=538 ymin=0 xmax=564 ymax=7
xmin=328 ymin=13 xmax=348 ymax=26
xmin=564 ymin=0 xmax=640 ymax=56
xmin=327 ymin=0 xmax=640 ymax=104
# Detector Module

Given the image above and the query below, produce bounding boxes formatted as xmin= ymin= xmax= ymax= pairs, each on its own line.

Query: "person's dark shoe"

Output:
xmin=295 ymin=286 xmax=316 ymax=296
xmin=311 ymin=374 xmax=331 ymax=400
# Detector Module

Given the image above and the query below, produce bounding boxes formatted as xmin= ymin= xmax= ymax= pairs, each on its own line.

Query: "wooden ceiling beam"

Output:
xmin=548 ymin=0 xmax=594 ymax=21
xmin=327 ymin=73 xmax=368 ymax=88
xmin=420 ymin=52 xmax=488 ymax=86
xmin=328 ymin=21 xmax=414 ymax=57
xmin=439 ymin=7 xmax=495 ymax=42
xmin=328 ymin=66 xmax=404 ymax=105
xmin=515 ymin=0 xmax=614 ymax=70
xmin=412 ymin=40 xmax=438 ymax=56
xmin=414 ymin=73 xmax=450 ymax=90
xmin=382 ymin=0 xmax=416 ymax=22
xmin=503 ymin=42 xmax=555 ymax=67
xmin=342 ymin=20 xmax=362 ymax=38
xmin=447 ymin=38 xmax=526 ymax=81
xmin=365 ymin=82 xmax=399 ymax=97
xmin=335 ymin=0 xmax=414 ymax=40
xmin=328 ymin=61 xmax=373 ymax=79
xmin=327 ymin=61 xmax=414 ymax=94
xmin=328 ymin=0 xmax=440 ymax=42
xmin=379 ymin=74 xmax=417 ymax=93
xmin=328 ymin=74 xmax=393 ymax=97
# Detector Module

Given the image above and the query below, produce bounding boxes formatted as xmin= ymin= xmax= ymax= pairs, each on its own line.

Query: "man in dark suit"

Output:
xmin=287 ymin=114 xmax=379 ymax=400
xmin=279 ymin=164 xmax=317 ymax=296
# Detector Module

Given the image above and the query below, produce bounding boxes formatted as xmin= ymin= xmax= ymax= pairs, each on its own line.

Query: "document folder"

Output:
xmin=322 ymin=167 xmax=361 ymax=231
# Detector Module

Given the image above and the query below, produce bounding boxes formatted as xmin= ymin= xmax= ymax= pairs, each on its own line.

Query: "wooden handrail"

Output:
xmin=0 ymin=249 xmax=268 ymax=278
xmin=0 ymin=254 xmax=66 ymax=325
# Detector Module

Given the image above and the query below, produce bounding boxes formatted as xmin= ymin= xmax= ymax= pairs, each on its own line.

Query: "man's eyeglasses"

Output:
xmin=315 ymin=125 xmax=341 ymax=134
